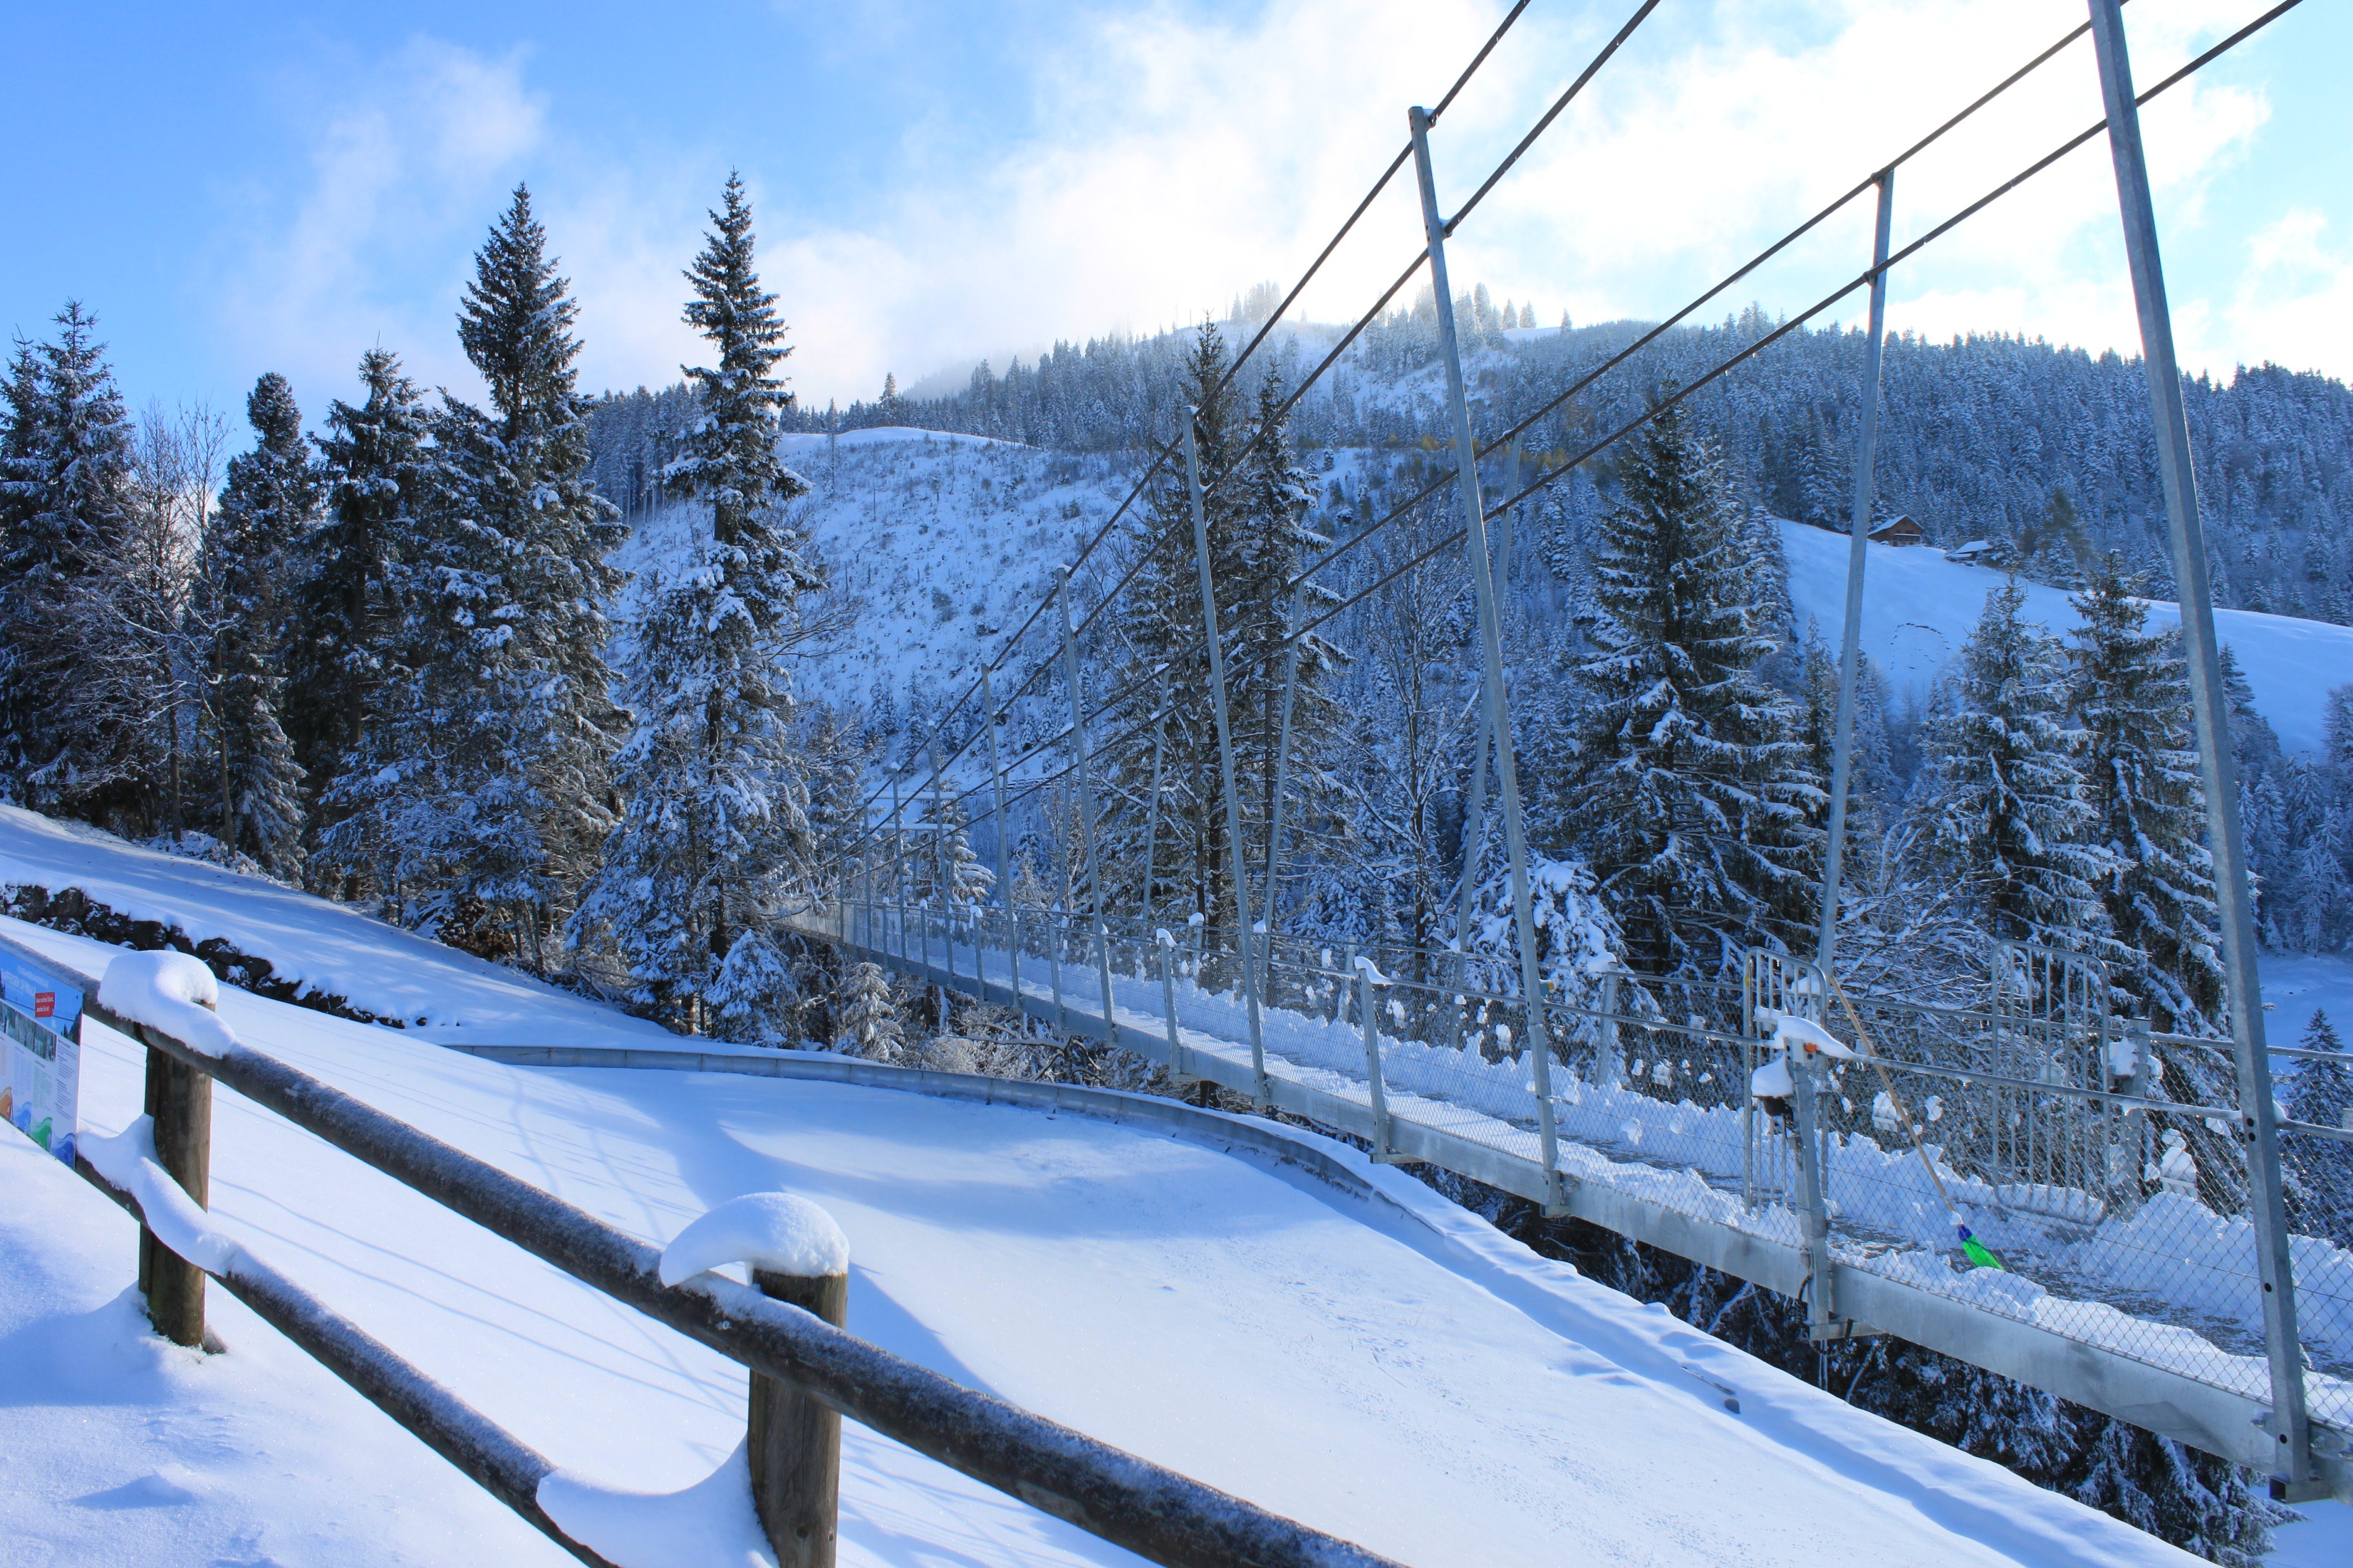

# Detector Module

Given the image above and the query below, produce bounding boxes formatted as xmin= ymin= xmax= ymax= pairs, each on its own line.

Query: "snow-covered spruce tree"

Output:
xmin=2064 ymin=1421 xmax=2281 ymax=1568
xmin=1100 ymin=321 xmax=1245 ymax=935
xmin=451 ymin=185 xmax=627 ymax=913
xmin=1919 ymin=582 xmax=2114 ymax=954
xmin=834 ymin=960 xmax=903 ymax=1061
xmin=1549 ymin=394 xmax=1820 ymax=975
xmin=286 ymin=348 xmax=434 ymax=857
xmin=2284 ymin=1009 xmax=2353 ymax=1248
xmin=706 ymin=928 xmax=797 ymax=1046
xmin=2065 ymin=554 xmax=2222 ymax=1031
xmin=326 ymin=189 xmax=625 ymax=963
xmin=0 ymin=303 xmax=149 ymax=820
xmin=575 ymin=173 xmax=818 ymax=1032
xmin=193 ymin=373 xmax=316 ymax=874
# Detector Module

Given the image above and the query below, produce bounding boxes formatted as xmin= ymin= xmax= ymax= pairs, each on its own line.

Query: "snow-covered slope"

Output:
xmin=0 ymin=805 xmax=672 ymax=1046
xmin=4 ymin=881 xmax=2198 ymax=1565
xmin=1777 ymin=520 xmax=2352 ymax=754
xmin=623 ymin=428 xmax=1145 ymax=718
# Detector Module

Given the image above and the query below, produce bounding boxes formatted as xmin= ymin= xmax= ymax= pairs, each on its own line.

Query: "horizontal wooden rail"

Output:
xmin=71 ymin=1148 xmax=607 ymax=1567
xmin=82 ymin=993 xmax=1402 ymax=1568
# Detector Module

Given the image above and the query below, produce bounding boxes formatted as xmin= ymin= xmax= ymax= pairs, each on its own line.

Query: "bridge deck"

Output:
xmin=789 ymin=903 xmax=2353 ymax=1499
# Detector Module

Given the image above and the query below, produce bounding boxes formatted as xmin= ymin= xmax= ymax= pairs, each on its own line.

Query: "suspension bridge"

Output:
xmin=787 ymin=0 xmax=2351 ymax=1504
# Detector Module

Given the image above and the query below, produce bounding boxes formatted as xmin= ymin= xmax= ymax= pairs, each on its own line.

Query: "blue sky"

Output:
xmin=5 ymin=1 xmax=2347 ymax=426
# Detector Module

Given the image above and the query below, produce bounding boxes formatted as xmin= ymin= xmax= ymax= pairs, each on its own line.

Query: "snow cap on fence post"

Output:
xmin=100 ymin=949 xmax=238 ymax=1058
xmin=658 ymin=1192 xmax=849 ymax=1286
xmin=663 ymin=1192 xmax=850 ymax=1568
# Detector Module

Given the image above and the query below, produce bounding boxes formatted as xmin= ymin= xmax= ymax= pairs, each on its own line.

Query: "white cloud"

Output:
xmin=214 ymin=1 xmax=2307 ymax=412
xmin=214 ymin=40 xmax=547 ymax=406
xmin=2203 ymin=207 xmax=2353 ymax=376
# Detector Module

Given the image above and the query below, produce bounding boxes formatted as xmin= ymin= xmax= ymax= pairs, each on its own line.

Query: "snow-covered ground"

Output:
xmin=2 ymin=884 xmax=2211 ymax=1566
xmin=0 ymin=804 xmax=673 ymax=1047
xmin=2263 ymin=951 xmax=2353 ymax=1047
xmin=1777 ymin=520 xmax=2353 ymax=755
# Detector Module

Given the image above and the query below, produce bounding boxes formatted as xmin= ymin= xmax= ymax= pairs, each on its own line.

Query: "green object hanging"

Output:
xmin=1957 ymin=1223 xmax=2005 ymax=1271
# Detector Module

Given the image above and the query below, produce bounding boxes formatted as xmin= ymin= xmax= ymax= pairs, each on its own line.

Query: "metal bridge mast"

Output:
xmin=2086 ymin=0 xmax=2315 ymax=1499
xmin=1409 ymin=105 xmax=1562 ymax=1208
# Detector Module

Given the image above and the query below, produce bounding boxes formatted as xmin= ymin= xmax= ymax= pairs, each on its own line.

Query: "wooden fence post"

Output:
xmin=749 ymin=1263 xmax=848 ymax=1568
xmin=137 ymin=1033 xmax=213 ymax=1349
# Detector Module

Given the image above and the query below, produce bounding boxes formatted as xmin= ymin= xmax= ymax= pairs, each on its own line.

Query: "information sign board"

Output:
xmin=0 ymin=935 xmax=83 ymax=1166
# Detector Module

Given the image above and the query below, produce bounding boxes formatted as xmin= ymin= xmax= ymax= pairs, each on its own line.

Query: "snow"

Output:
xmin=537 ymin=1441 xmax=772 ymax=1568
xmin=1776 ymin=518 xmax=2353 ymax=754
xmin=79 ymin=1115 xmax=249 ymax=1277
xmin=0 ymin=902 xmax=2204 ymax=1566
xmin=98 ymin=949 xmax=236 ymax=1058
xmin=2265 ymin=952 xmax=2353 ymax=1046
xmin=0 ymin=804 xmax=678 ymax=1046
xmin=659 ymin=1191 xmax=850 ymax=1285
xmin=0 ymin=1129 xmax=560 ymax=1567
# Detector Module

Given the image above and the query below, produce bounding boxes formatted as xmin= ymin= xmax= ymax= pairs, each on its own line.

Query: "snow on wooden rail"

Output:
xmin=73 ymin=967 xmax=1407 ymax=1568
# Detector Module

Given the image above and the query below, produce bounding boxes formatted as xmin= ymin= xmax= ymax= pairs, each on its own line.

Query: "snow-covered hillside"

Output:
xmin=1777 ymin=520 xmax=2353 ymax=755
xmin=0 ymin=805 xmax=672 ymax=1047
xmin=0 ymin=820 xmax=2221 ymax=1567
xmin=649 ymin=427 xmax=2346 ymax=756
xmin=619 ymin=428 xmax=1146 ymax=719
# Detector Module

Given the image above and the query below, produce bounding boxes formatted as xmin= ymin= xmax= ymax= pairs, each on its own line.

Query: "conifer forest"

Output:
xmin=8 ymin=170 xmax=2353 ymax=1564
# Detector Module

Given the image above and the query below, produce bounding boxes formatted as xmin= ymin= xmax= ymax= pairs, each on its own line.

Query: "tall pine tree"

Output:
xmin=326 ymin=188 xmax=624 ymax=963
xmin=576 ymin=173 xmax=819 ymax=1031
xmin=287 ymin=347 xmax=434 ymax=863
xmin=1552 ymin=395 xmax=1820 ymax=974
xmin=2065 ymin=554 xmax=2222 ymax=1030
xmin=1920 ymin=583 xmax=2113 ymax=954
xmin=194 ymin=373 xmax=315 ymax=873
xmin=0 ymin=303 xmax=148 ymax=821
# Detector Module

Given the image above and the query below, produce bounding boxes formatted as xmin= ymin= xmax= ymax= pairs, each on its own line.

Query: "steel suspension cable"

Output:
xmin=843 ymin=0 xmax=1557 ymax=828
xmin=1282 ymin=0 xmax=2305 ymax=650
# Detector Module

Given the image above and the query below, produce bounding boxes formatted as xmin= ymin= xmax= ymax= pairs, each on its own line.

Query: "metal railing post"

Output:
xmin=1815 ymin=168 xmax=1896 ymax=976
xmin=1060 ymin=569 xmax=1120 ymax=1045
xmin=750 ymin=1259 xmax=848 ymax=1567
xmin=1141 ymin=673 xmax=1168 ymax=927
xmin=1183 ymin=410 xmax=1270 ymax=1101
xmin=1261 ymin=597 xmax=1303 ymax=999
xmin=1409 ymin=105 xmax=1562 ymax=1210
xmin=980 ymin=664 xmax=1021 ymax=1006
xmin=2086 ymin=0 xmax=2313 ymax=1497
xmin=1358 ymin=957 xmax=1394 ymax=1159
xmin=1158 ymin=933 xmax=1186 ymax=1082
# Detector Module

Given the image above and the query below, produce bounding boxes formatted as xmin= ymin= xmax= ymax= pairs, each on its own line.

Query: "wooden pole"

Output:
xmin=138 ymin=1033 xmax=214 ymax=1348
xmin=749 ymin=1264 xmax=848 ymax=1568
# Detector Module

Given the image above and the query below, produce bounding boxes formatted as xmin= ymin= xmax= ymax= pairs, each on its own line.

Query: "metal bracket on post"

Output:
xmin=1789 ymin=1053 xmax=1843 ymax=1342
xmin=1183 ymin=410 xmax=1271 ymax=1103
xmin=1060 ymin=569 xmax=1120 ymax=1047
xmin=1410 ymin=105 xmax=1563 ymax=1213
xmin=1815 ymin=168 xmax=1895 ymax=979
xmin=2086 ymin=0 xmax=2315 ymax=1499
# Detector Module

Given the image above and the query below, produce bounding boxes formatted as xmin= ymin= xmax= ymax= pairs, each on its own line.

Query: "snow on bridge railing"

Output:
xmin=63 ymin=946 xmax=1405 ymax=1568
xmin=813 ymin=894 xmax=2353 ymax=1494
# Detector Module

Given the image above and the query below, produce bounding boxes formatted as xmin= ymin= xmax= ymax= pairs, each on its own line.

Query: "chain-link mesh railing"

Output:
xmin=826 ymin=898 xmax=2353 ymax=1442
